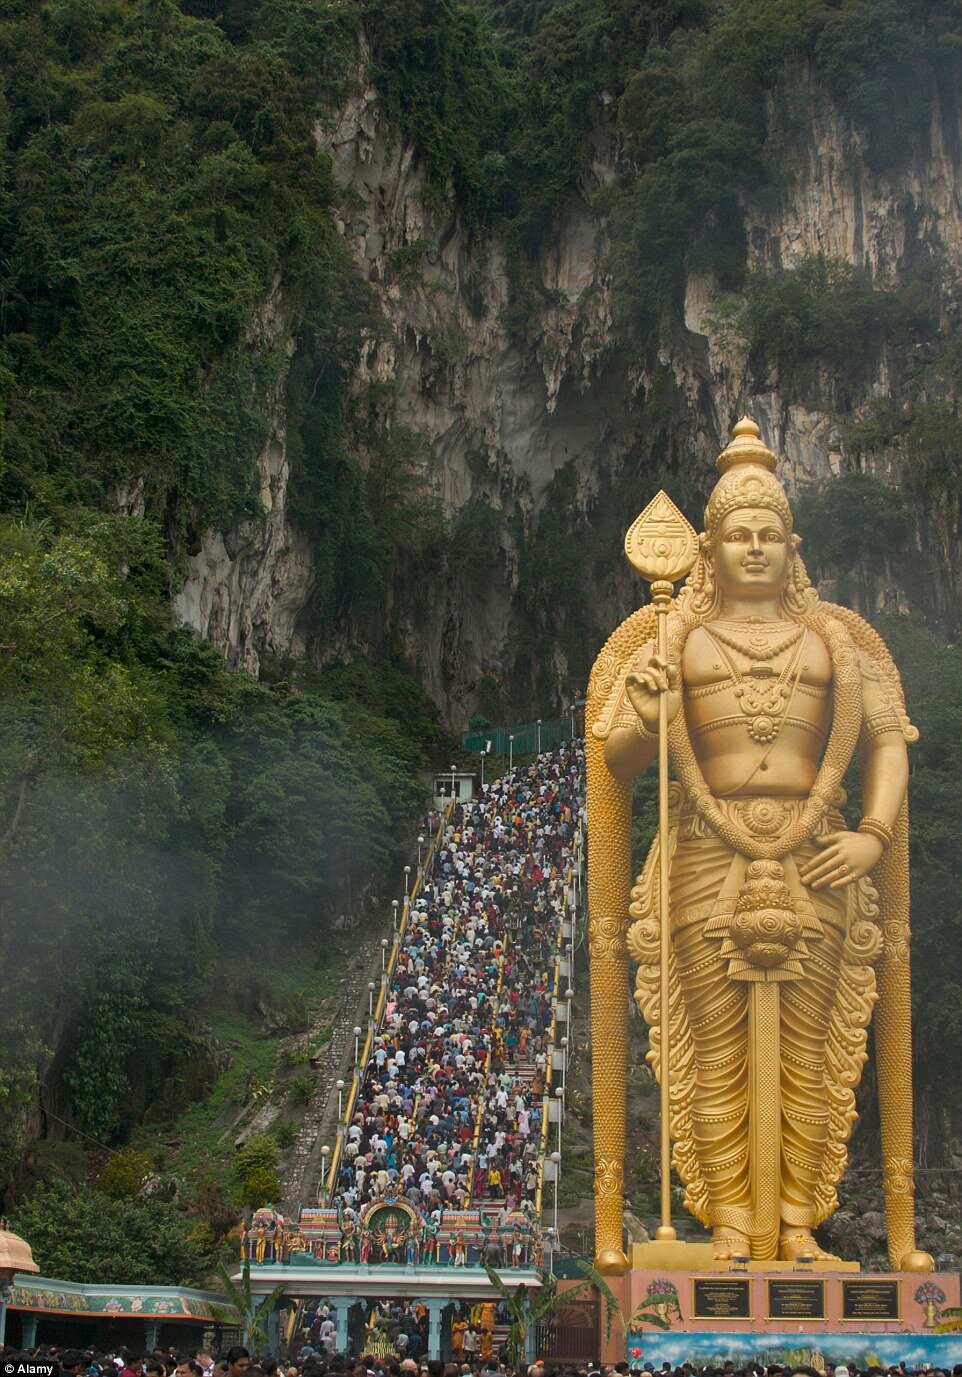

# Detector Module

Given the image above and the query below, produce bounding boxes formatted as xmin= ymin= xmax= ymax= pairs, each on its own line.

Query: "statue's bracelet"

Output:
xmin=634 ymin=715 xmax=658 ymax=740
xmin=857 ymin=816 xmax=894 ymax=849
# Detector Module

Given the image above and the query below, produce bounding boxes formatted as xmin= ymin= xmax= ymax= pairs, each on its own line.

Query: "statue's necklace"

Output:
xmin=708 ymin=618 xmax=805 ymax=661
xmin=704 ymin=625 xmax=807 ymax=744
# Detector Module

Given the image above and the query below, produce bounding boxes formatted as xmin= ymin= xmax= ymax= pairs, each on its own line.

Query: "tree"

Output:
xmin=575 ymin=1261 xmax=672 ymax=1343
xmin=484 ymin=1267 xmax=590 ymax=1370
xmin=11 ymin=1182 xmax=212 ymax=1286
xmin=216 ymin=1257 xmax=286 ymax=1347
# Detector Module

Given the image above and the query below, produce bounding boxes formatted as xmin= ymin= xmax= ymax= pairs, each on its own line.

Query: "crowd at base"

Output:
xmin=5 ymin=1344 xmax=962 ymax=1377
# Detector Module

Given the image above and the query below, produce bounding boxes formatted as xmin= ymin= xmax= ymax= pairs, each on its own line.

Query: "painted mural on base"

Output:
xmin=626 ymin=1332 xmax=962 ymax=1370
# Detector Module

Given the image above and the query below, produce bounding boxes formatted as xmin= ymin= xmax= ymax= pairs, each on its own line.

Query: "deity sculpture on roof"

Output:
xmin=587 ymin=418 xmax=930 ymax=1273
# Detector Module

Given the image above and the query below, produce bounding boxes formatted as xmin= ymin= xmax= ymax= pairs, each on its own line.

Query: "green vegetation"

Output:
xmin=847 ymin=399 xmax=962 ymax=509
xmin=713 ymin=255 xmax=937 ymax=403
xmin=876 ymin=616 xmax=962 ymax=1068
xmin=235 ymin=1134 xmax=281 ymax=1207
xmin=0 ymin=0 xmax=458 ymax=1242
xmin=216 ymin=1258 xmax=286 ymax=1348
xmin=11 ymin=1180 xmax=213 ymax=1286
xmin=363 ymin=0 xmax=960 ymax=344
xmin=792 ymin=469 xmax=912 ymax=606
xmin=0 ymin=519 xmax=440 ymax=1184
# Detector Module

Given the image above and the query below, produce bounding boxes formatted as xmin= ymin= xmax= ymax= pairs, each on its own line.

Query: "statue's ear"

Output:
xmin=792 ymin=533 xmax=802 ymax=549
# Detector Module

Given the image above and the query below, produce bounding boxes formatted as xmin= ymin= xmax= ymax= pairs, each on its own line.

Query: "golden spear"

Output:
xmin=623 ymin=492 xmax=699 ymax=1241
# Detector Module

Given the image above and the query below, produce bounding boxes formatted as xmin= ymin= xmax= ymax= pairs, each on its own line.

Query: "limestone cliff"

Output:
xmin=174 ymin=54 xmax=962 ymax=727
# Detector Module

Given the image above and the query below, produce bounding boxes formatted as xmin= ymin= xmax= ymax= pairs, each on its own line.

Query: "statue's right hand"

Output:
xmin=625 ymin=655 xmax=681 ymax=734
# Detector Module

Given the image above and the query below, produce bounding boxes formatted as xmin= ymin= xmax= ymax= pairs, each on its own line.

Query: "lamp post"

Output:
xmin=404 ymin=864 xmax=411 ymax=896
xmin=368 ymin=981 xmax=376 ymax=1017
xmin=418 ymin=833 xmax=425 ymax=867
xmin=550 ymin=1151 xmax=561 ymax=1237
xmin=536 ymin=719 xmax=542 ymax=754
xmin=560 ymin=1035 xmax=569 ymax=1093
xmin=565 ymin=986 xmax=574 ymax=1022
xmin=554 ymin=1085 xmax=564 ymax=1155
xmin=381 ymin=938 xmax=389 ymax=972
xmin=509 ymin=735 xmax=514 ymax=770
xmin=392 ymin=898 xmax=399 ymax=932
xmin=353 ymin=1025 xmax=363 ymax=1063
xmin=321 ymin=1145 xmax=331 ymax=1196
xmin=449 ymin=763 xmax=457 ymax=805
xmin=336 ymin=1079 xmax=345 ymax=1118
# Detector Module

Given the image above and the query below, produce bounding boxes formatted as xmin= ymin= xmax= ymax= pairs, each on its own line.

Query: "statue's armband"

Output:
xmin=857 ymin=649 xmax=909 ymax=746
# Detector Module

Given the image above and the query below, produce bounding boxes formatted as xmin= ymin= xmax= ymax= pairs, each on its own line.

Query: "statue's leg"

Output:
xmin=778 ymin=874 xmax=847 ymax=1256
xmin=674 ymin=921 xmax=752 ymax=1240
xmin=670 ymin=838 xmax=753 ymax=1245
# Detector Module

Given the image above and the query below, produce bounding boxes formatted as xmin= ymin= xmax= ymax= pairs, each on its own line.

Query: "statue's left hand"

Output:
xmin=798 ymin=830 xmax=884 ymax=889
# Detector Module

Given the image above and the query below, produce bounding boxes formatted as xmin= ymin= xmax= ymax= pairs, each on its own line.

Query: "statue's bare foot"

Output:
xmin=712 ymin=1228 xmax=751 ymax=1262
xmin=779 ymin=1230 xmax=838 ymax=1262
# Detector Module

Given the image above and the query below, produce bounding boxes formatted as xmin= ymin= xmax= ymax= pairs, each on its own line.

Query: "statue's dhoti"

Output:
xmin=629 ymin=793 xmax=883 ymax=1248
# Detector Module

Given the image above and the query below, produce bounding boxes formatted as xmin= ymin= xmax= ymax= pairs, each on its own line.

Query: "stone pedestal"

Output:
xmin=614 ymin=1266 xmax=962 ymax=1369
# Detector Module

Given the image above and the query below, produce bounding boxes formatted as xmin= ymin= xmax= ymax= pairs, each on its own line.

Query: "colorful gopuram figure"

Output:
xmin=589 ymin=418 xmax=930 ymax=1272
xmin=406 ymin=1222 xmax=420 ymax=1265
xmin=452 ymin=1230 xmax=467 ymax=1267
xmin=338 ymin=1207 xmax=358 ymax=1263
xmin=379 ymin=1214 xmax=402 ymax=1263
xmin=253 ymin=1222 xmax=268 ymax=1265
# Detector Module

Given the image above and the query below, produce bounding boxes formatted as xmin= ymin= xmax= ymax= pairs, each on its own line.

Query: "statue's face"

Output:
xmin=713 ymin=507 xmax=791 ymax=600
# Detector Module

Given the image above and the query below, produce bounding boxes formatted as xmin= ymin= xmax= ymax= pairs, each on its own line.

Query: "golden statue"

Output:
xmin=587 ymin=419 xmax=932 ymax=1274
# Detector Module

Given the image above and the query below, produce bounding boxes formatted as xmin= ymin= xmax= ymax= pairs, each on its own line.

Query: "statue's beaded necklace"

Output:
xmin=706 ymin=617 xmax=805 ymax=661
xmin=702 ymin=621 xmax=808 ymax=745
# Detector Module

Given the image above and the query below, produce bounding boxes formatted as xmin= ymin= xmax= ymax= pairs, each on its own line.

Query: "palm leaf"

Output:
xmin=574 ymin=1261 xmax=623 ymax=1341
xmin=485 ymin=1266 xmax=525 ymax=1326
xmin=216 ymin=1258 xmax=286 ymax=1346
xmin=625 ymin=1303 xmax=671 ymax=1333
xmin=532 ymin=1277 xmax=589 ymax=1325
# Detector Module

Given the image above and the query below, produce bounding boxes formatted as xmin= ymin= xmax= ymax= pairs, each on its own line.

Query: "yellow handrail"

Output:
xmin=534 ymin=813 xmax=584 ymax=1220
xmin=322 ymin=803 xmax=452 ymax=1201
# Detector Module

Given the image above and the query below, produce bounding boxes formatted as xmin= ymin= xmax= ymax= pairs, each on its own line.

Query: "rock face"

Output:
xmin=172 ymin=281 xmax=316 ymax=678
xmin=173 ymin=58 xmax=962 ymax=725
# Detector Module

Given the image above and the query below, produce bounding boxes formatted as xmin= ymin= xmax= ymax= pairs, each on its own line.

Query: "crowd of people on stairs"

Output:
xmin=334 ymin=741 xmax=584 ymax=1219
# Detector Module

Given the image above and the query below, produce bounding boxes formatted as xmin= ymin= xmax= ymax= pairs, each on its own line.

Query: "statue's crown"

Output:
xmin=716 ymin=416 xmax=778 ymax=474
xmin=705 ymin=416 xmax=790 ymax=541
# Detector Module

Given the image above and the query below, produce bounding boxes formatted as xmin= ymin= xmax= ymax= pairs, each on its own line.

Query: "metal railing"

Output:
xmin=461 ymin=716 xmax=578 ymax=758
